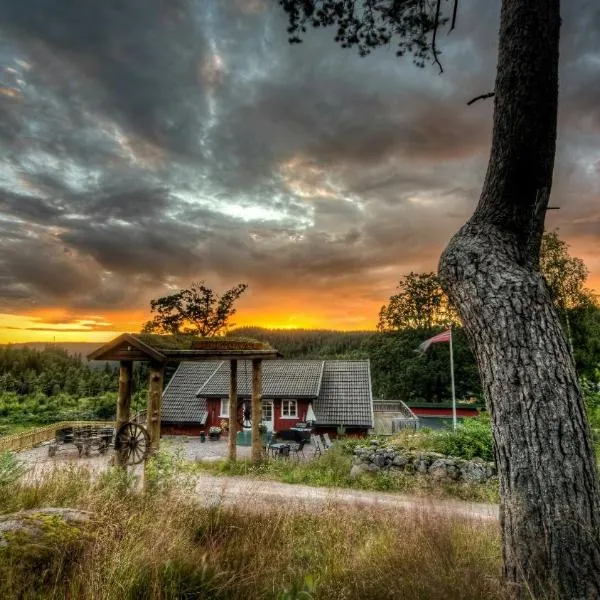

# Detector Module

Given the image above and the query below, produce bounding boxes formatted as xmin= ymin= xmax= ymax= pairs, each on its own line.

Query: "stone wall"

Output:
xmin=350 ymin=441 xmax=496 ymax=483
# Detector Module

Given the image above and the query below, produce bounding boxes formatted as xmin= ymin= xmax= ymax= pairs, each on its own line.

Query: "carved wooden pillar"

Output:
xmin=228 ymin=359 xmax=238 ymax=462
xmin=147 ymin=361 xmax=165 ymax=455
xmin=116 ymin=360 xmax=133 ymax=467
xmin=251 ymin=358 xmax=263 ymax=464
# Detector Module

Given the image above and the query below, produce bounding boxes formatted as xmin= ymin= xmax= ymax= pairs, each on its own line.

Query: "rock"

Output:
xmin=392 ymin=454 xmax=409 ymax=467
xmin=349 ymin=464 xmax=366 ymax=479
xmin=428 ymin=459 xmax=451 ymax=481
xmin=373 ymin=454 xmax=387 ymax=468
xmin=348 ymin=444 xmax=495 ymax=484
xmin=0 ymin=508 xmax=93 ymax=547
xmin=461 ymin=463 xmax=487 ymax=483
xmin=369 ymin=439 xmax=380 ymax=447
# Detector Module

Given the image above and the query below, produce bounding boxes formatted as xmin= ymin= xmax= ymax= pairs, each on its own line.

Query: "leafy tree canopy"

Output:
xmin=279 ymin=0 xmax=457 ymax=71
xmin=377 ymin=271 xmax=459 ymax=332
xmin=143 ymin=282 xmax=248 ymax=337
xmin=540 ymin=230 xmax=597 ymax=311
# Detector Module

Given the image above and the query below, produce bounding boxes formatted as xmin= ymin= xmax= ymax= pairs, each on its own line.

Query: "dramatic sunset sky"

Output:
xmin=0 ymin=0 xmax=599 ymax=343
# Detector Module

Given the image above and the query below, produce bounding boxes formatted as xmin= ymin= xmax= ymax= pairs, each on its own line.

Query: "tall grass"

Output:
xmin=1 ymin=457 xmax=503 ymax=599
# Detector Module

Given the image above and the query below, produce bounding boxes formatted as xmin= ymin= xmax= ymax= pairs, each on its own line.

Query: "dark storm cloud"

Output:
xmin=0 ymin=0 xmax=599 ymax=322
xmin=0 ymin=0 xmax=210 ymax=158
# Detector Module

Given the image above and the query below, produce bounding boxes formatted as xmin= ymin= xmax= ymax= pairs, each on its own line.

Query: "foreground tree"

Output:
xmin=143 ymin=282 xmax=248 ymax=336
xmin=279 ymin=1 xmax=600 ymax=596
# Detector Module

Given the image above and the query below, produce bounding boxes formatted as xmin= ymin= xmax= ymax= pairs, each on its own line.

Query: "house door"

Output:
xmin=262 ymin=400 xmax=274 ymax=432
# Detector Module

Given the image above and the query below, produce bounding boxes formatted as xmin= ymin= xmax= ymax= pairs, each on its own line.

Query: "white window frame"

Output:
xmin=220 ymin=398 xmax=229 ymax=418
xmin=281 ymin=399 xmax=298 ymax=419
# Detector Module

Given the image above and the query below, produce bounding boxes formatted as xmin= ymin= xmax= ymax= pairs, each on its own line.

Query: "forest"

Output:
xmin=0 ymin=346 xmax=148 ymax=433
xmin=2 ymin=304 xmax=600 ymax=434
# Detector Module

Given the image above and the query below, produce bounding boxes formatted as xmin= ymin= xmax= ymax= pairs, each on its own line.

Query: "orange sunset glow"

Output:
xmin=1 ymin=1 xmax=599 ymax=346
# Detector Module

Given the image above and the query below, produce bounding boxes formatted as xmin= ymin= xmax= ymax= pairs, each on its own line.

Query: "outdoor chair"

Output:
xmin=268 ymin=440 xmax=291 ymax=458
xmin=310 ymin=434 xmax=323 ymax=458
xmin=290 ymin=438 xmax=308 ymax=460
xmin=322 ymin=433 xmax=333 ymax=450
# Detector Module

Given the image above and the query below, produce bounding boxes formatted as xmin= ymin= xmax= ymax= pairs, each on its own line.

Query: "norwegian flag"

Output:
xmin=418 ymin=329 xmax=452 ymax=353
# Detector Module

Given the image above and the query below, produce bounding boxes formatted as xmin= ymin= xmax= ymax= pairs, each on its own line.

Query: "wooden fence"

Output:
xmin=0 ymin=421 xmax=115 ymax=453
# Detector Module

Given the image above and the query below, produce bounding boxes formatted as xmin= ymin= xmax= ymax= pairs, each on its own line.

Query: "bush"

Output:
xmin=389 ymin=414 xmax=494 ymax=462
xmin=0 ymin=451 xmax=26 ymax=488
xmin=430 ymin=414 xmax=494 ymax=462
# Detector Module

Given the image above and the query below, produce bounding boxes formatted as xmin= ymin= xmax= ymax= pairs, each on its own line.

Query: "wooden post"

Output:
xmin=147 ymin=361 xmax=165 ymax=455
xmin=251 ymin=358 xmax=263 ymax=464
xmin=116 ymin=361 xmax=133 ymax=467
xmin=228 ymin=360 xmax=238 ymax=462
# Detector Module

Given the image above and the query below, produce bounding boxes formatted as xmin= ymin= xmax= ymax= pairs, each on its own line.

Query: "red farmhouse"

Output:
xmin=161 ymin=360 xmax=374 ymax=436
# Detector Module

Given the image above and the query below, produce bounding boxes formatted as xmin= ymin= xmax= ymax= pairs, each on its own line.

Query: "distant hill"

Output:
xmin=3 ymin=342 xmax=103 ymax=359
xmin=3 ymin=329 xmax=375 ymax=362
xmin=228 ymin=327 xmax=373 ymax=359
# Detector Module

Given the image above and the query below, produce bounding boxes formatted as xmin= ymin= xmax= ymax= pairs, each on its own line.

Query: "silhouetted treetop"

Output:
xmin=279 ymin=0 xmax=458 ymax=71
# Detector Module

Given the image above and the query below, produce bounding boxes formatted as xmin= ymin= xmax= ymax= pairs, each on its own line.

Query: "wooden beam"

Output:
xmin=228 ymin=360 xmax=238 ymax=462
xmin=116 ymin=361 xmax=133 ymax=467
xmin=251 ymin=358 xmax=263 ymax=464
xmin=147 ymin=361 xmax=165 ymax=455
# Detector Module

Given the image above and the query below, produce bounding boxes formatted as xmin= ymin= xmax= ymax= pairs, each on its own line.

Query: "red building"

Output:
xmin=161 ymin=360 xmax=374 ymax=436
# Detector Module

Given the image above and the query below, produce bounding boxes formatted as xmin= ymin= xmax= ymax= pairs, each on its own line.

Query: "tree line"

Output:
xmin=0 ymin=346 xmax=148 ymax=429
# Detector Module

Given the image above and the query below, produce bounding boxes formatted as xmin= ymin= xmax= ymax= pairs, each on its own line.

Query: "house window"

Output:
xmin=220 ymin=398 xmax=229 ymax=418
xmin=281 ymin=399 xmax=298 ymax=419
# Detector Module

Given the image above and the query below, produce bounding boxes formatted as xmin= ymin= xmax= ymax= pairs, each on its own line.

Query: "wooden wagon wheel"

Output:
xmin=115 ymin=422 xmax=150 ymax=465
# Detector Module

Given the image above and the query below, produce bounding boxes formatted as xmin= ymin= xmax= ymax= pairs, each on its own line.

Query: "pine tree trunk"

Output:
xmin=439 ymin=0 xmax=600 ymax=597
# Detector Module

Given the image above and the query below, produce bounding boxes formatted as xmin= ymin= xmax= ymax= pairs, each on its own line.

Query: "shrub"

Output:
xmin=0 ymin=451 xmax=26 ymax=488
xmin=430 ymin=414 xmax=494 ymax=462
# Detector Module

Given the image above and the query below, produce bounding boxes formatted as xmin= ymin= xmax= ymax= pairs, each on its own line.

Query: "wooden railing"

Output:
xmin=0 ymin=421 xmax=115 ymax=453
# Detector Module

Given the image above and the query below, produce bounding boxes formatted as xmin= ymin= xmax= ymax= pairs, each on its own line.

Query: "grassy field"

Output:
xmin=189 ymin=442 xmax=499 ymax=504
xmin=0 ymin=422 xmax=41 ymax=436
xmin=1 ymin=456 xmax=503 ymax=600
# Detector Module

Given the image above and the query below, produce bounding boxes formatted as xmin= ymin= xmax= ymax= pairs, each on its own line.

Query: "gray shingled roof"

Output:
xmin=161 ymin=360 xmax=374 ymax=428
xmin=313 ymin=361 xmax=374 ymax=427
xmin=161 ymin=362 xmax=220 ymax=423
xmin=197 ymin=360 xmax=324 ymax=398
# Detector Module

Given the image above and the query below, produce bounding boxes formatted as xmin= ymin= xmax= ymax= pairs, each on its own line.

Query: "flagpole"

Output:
xmin=449 ymin=323 xmax=457 ymax=431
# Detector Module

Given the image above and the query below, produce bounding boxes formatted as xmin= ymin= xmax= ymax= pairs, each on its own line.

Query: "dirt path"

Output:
xmin=17 ymin=443 xmax=498 ymax=521
xmin=193 ymin=473 xmax=499 ymax=521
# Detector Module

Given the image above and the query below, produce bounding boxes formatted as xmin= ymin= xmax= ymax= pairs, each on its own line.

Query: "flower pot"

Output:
xmin=209 ymin=433 xmax=220 ymax=441
xmin=199 ymin=432 xmax=206 ymax=443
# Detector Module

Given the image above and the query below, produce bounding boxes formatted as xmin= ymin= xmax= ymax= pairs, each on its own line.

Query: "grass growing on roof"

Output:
xmin=135 ymin=333 xmax=274 ymax=351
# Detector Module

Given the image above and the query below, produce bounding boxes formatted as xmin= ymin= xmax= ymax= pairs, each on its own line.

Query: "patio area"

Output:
xmin=16 ymin=433 xmax=320 ymax=473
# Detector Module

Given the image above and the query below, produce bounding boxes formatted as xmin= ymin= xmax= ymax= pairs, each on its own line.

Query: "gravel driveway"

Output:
xmin=15 ymin=436 xmax=497 ymax=522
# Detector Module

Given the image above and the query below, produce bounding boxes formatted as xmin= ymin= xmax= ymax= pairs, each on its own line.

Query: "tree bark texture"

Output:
xmin=439 ymin=1 xmax=600 ymax=597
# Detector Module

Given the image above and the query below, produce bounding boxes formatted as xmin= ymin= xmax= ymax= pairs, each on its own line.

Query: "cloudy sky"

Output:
xmin=0 ymin=0 xmax=599 ymax=342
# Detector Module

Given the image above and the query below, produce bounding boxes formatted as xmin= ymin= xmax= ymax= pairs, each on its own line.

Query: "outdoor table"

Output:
xmin=269 ymin=442 xmax=291 ymax=458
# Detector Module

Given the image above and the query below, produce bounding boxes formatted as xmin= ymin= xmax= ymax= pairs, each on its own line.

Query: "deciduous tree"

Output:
xmin=143 ymin=282 xmax=248 ymax=337
xmin=278 ymin=1 xmax=600 ymax=596
xmin=377 ymin=272 xmax=458 ymax=331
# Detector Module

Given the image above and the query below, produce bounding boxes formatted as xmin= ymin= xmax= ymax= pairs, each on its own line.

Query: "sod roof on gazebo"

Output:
xmin=87 ymin=333 xmax=280 ymax=363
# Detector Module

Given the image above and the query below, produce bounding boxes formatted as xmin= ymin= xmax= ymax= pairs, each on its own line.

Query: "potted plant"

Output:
xmin=208 ymin=426 xmax=222 ymax=441
xmin=220 ymin=419 xmax=229 ymax=433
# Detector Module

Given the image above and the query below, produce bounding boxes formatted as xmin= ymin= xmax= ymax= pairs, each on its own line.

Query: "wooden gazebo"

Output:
xmin=88 ymin=334 xmax=280 ymax=465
